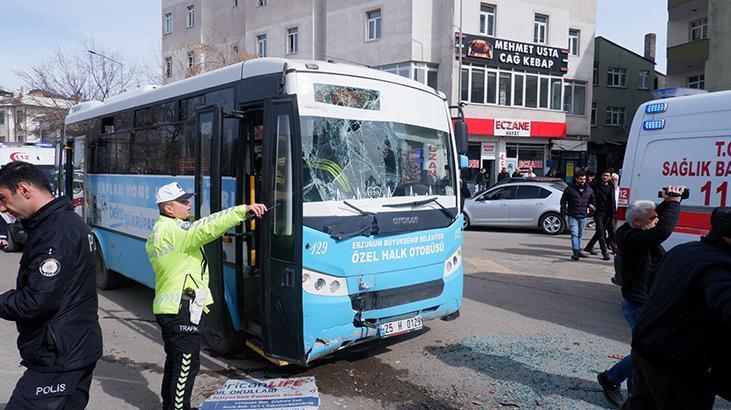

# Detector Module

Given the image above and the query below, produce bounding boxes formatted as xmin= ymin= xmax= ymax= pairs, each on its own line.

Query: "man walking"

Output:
xmin=560 ymin=171 xmax=595 ymax=260
xmin=584 ymin=170 xmax=616 ymax=260
xmin=497 ymin=167 xmax=510 ymax=181
xmin=474 ymin=168 xmax=487 ymax=192
xmin=147 ymin=182 xmax=267 ymax=410
xmin=623 ymin=207 xmax=731 ymax=409
xmin=596 ymin=187 xmax=683 ymax=406
xmin=0 ymin=161 xmax=102 ymax=409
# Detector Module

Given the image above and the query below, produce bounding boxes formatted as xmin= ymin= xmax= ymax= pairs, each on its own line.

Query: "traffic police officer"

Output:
xmin=146 ymin=182 xmax=266 ymax=410
xmin=0 ymin=161 xmax=102 ymax=409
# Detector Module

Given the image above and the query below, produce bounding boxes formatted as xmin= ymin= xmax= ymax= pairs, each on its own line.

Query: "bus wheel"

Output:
xmin=95 ymin=243 xmax=124 ymax=290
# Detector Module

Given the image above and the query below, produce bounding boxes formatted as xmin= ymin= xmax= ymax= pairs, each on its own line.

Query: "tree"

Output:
xmin=14 ymin=38 xmax=140 ymax=142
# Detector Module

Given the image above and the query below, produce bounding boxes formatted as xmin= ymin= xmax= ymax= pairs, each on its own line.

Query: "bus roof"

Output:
xmin=65 ymin=58 xmax=440 ymax=125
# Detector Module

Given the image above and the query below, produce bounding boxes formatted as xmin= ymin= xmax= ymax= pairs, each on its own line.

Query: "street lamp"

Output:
xmin=88 ymin=49 xmax=124 ymax=92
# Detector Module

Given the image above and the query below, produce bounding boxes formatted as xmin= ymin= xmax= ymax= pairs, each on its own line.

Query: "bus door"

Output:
xmin=232 ymin=105 xmax=264 ymax=338
xmin=195 ymin=105 xmax=236 ymax=353
xmin=258 ymin=98 xmax=304 ymax=363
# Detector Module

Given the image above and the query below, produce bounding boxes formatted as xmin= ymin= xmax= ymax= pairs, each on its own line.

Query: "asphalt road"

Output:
xmin=0 ymin=228 xmax=726 ymax=409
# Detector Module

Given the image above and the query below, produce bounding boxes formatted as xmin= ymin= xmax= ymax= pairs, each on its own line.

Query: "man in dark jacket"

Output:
xmin=0 ymin=161 xmax=102 ymax=409
xmin=560 ymin=171 xmax=595 ymax=260
xmin=585 ymin=170 xmax=616 ymax=260
xmin=623 ymin=207 xmax=731 ymax=409
xmin=497 ymin=167 xmax=510 ymax=181
xmin=596 ymin=187 xmax=683 ymax=406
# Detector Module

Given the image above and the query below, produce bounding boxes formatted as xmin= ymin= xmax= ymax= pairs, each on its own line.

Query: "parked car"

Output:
xmin=463 ymin=180 xmax=567 ymax=235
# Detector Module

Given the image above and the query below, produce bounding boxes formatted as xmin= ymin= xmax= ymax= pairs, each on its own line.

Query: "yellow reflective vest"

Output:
xmin=146 ymin=206 xmax=251 ymax=315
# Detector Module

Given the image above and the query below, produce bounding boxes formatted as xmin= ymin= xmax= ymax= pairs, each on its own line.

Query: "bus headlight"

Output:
xmin=444 ymin=247 xmax=462 ymax=277
xmin=302 ymin=268 xmax=349 ymax=297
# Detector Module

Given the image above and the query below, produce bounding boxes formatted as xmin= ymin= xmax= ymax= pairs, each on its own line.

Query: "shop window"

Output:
xmin=461 ymin=68 xmax=469 ymax=101
xmin=498 ymin=72 xmax=512 ymax=106
xmin=550 ymin=78 xmax=562 ymax=110
xmin=525 ymin=75 xmax=538 ymax=108
xmin=486 ymin=71 xmax=497 ymax=104
xmin=513 ymin=74 xmax=524 ymax=106
xmin=539 ymin=78 xmax=549 ymax=108
xmin=470 ymin=68 xmax=485 ymax=103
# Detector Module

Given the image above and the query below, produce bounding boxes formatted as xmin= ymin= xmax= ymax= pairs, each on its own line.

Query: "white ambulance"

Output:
xmin=617 ymin=90 xmax=731 ymax=249
xmin=0 ymin=143 xmax=57 ymax=251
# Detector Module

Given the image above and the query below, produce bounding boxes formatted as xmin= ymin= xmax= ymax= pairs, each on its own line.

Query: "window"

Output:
xmin=273 ymin=114 xmax=293 ymax=238
xmin=605 ymin=107 xmax=626 ymax=127
xmin=498 ymin=72 xmax=511 ymax=106
xmin=550 ymin=78 xmax=562 ymax=110
xmin=366 ymin=9 xmax=382 ymax=41
xmin=287 ymin=27 xmax=299 ymax=54
xmin=563 ymin=80 xmax=586 ymax=115
xmin=513 ymin=73 xmax=524 ymax=106
xmin=539 ymin=77 xmax=549 ymax=108
xmin=460 ymin=65 xmax=564 ymax=110
xmin=591 ymin=102 xmax=597 ymax=126
xmin=187 ymin=52 xmax=194 ymax=68
xmin=534 ymin=14 xmax=548 ymax=44
xmin=165 ymin=57 xmax=172 ymax=78
xmin=258 ymin=0 xmax=267 ymax=6
xmin=470 ymin=68 xmax=485 ymax=103
xmin=257 ymin=34 xmax=267 ymax=57
xmin=688 ymin=75 xmax=705 ymax=89
xmin=484 ymin=185 xmax=516 ymax=200
xmin=186 ymin=5 xmax=195 ymax=28
xmin=593 ymin=65 xmax=598 ymax=86
xmin=164 ymin=12 xmax=173 ymax=34
xmin=515 ymin=185 xmax=542 ymax=199
xmin=0 ymin=110 xmax=4 ymax=125
xmin=568 ymin=29 xmax=580 ymax=56
xmin=638 ymin=70 xmax=650 ymax=89
xmin=233 ymin=0 xmax=238 ymax=6
xmin=479 ymin=4 xmax=496 ymax=36
xmin=689 ymin=17 xmax=708 ymax=42
xmin=525 ymin=75 xmax=538 ymax=108
xmin=607 ymin=67 xmax=627 ymax=87
xmin=461 ymin=68 xmax=469 ymax=101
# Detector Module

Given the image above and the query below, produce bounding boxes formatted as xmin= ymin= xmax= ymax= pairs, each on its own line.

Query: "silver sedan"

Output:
xmin=463 ymin=181 xmax=566 ymax=235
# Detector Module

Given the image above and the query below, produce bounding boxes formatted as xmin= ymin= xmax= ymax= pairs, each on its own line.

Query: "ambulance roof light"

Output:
xmin=645 ymin=102 xmax=667 ymax=114
xmin=643 ymin=119 xmax=665 ymax=131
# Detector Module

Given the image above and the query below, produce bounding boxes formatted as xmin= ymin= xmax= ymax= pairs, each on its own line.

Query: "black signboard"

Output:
xmin=456 ymin=33 xmax=569 ymax=76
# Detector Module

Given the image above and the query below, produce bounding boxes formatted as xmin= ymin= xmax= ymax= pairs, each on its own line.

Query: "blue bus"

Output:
xmin=64 ymin=58 xmax=469 ymax=365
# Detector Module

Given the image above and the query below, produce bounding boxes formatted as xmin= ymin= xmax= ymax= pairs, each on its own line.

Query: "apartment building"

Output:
xmin=161 ymin=0 xmax=596 ymax=183
xmin=0 ymin=90 xmax=73 ymax=143
xmin=666 ymin=0 xmax=731 ymax=91
xmin=589 ymin=35 xmax=663 ymax=173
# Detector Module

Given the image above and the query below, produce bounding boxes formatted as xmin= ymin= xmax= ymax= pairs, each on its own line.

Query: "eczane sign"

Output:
xmin=494 ymin=119 xmax=531 ymax=137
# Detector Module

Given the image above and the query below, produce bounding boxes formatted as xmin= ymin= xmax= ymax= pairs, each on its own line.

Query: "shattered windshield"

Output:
xmin=301 ymin=116 xmax=455 ymax=203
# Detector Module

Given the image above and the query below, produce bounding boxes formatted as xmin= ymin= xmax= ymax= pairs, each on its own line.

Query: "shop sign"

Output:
xmin=519 ymin=160 xmax=543 ymax=169
xmin=481 ymin=142 xmax=496 ymax=160
xmin=456 ymin=33 xmax=569 ymax=76
xmin=494 ymin=119 xmax=531 ymax=137
xmin=468 ymin=159 xmax=480 ymax=168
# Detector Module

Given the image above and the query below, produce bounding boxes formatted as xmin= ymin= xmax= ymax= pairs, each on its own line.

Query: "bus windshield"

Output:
xmin=300 ymin=116 xmax=455 ymax=203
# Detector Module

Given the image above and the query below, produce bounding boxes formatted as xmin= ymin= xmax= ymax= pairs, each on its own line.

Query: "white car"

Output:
xmin=463 ymin=180 xmax=567 ymax=235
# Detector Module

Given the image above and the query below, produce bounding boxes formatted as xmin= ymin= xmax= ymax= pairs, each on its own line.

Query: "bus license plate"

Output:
xmin=379 ymin=316 xmax=423 ymax=337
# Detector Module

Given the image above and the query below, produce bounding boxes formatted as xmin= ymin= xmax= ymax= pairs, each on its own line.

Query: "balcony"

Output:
xmin=667 ymin=39 xmax=708 ymax=67
xmin=669 ymin=0 xmax=701 ymax=9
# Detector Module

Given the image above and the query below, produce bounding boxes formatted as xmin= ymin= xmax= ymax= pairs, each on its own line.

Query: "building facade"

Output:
xmin=667 ymin=0 xmax=731 ymax=91
xmin=0 ymin=90 xmax=73 ymax=143
xmin=589 ymin=36 xmax=661 ymax=173
xmin=161 ymin=0 xmax=596 ymax=184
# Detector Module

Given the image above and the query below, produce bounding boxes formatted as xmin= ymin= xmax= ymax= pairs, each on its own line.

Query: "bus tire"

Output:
xmin=95 ymin=242 xmax=124 ymax=290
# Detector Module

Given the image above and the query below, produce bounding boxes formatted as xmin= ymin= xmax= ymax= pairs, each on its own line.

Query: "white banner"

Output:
xmin=200 ymin=377 xmax=320 ymax=410
xmin=480 ymin=142 xmax=496 ymax=160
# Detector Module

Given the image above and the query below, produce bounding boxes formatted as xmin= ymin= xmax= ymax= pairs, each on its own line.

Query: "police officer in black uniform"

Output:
xmin=0 ymin=161 xmax=102 ymax=409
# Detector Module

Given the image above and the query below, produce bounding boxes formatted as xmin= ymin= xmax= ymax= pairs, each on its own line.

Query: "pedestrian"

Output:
xmin=596 ymin=186 xmax=683 ymax=406
xmin=0 ymin=161 xmax=103 ymax=409
xmin=497 ymin=167 xmax=510 ymax=181
xmin=584 ymin=170 xmax=615 ymax=260
xmin=545 ymin=169 xmax=554 ymax=177
xmin=512 ymin=168 xmax=522 ymax=178
xmin=556 ymin=170 xmax=565 ymax=181
xmin=146 ymin=182 xmax=267 ymax=410
xmin=623 ymin=207 xmax=731 ymax=409
xmin=460 ymin=178 xmax=471 ymax=209
xmin=474 ymin=168 xmax=487 ymax=191
xmin=608 ymin=172 xmax=620 ymax=251
xmin=521 ymin=166 xmax=536 ymax=178
xmin=560 ymin=170 xmax=595 ymax=261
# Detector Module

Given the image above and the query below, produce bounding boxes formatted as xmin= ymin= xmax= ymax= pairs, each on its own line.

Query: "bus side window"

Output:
xmin=273 ymin=114 xmax=293 ymax=239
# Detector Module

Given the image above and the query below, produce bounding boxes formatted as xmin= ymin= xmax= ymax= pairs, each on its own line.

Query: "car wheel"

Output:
xmin=463 ymin=213 xmax=471 ymax=229
xmin=539 ymin=212 xmax=565 ymax=235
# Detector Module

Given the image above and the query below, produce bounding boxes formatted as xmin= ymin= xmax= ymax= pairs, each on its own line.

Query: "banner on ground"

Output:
xmin=200 ymin=377 xmax=320 ymax=410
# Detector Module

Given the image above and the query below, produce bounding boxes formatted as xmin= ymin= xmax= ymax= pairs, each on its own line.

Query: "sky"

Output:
xmin=0 ymin=0 xmax=668 ymax=92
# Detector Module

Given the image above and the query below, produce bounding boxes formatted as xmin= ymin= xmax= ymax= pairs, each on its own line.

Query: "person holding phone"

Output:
xmin=146 ymin=182 xmax=267 ymax=410
xmin=596 ymin=185 xmax=685 ymax=406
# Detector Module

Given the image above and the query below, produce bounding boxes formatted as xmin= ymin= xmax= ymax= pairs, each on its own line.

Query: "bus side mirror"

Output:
xmin=454 ymin=118 xmax=469 ymax=154
xmin=459 ymin=155 xmax=469 ymax=169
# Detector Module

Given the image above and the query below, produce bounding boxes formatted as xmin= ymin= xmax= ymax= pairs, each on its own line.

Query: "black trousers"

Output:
xmin=623 ymin=350 xmax=716 ymax=410
xmin=7 ymin=364 xmax=95 ymax=409
xmin=586 ymin=212 xmax=612 ymax=255
xmin=607 ymin=217 xmax=617 ymax=249
xmin=156 ymin=299 xmax=203 ymax=410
